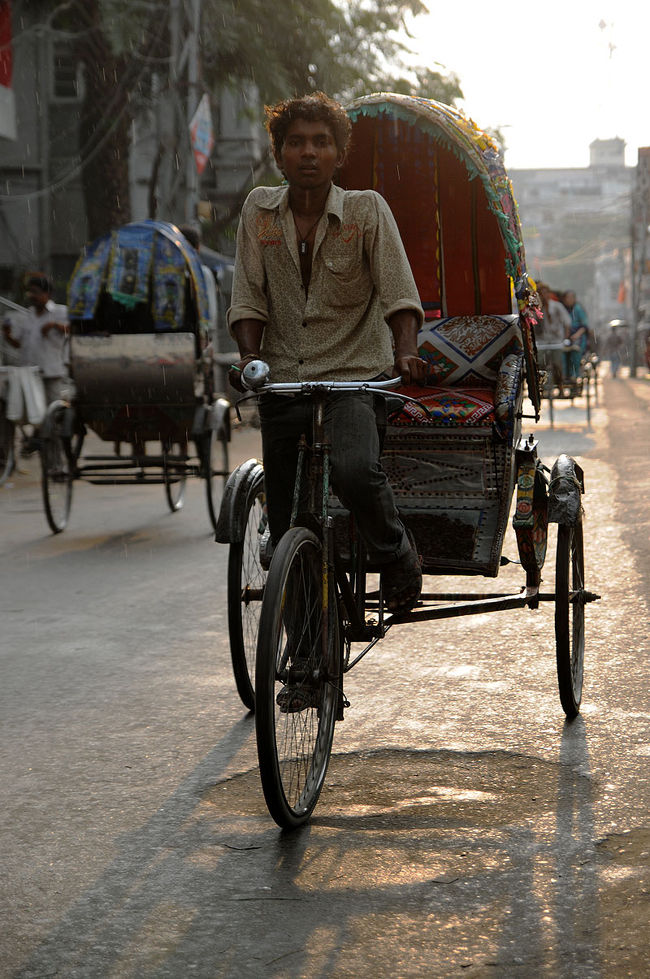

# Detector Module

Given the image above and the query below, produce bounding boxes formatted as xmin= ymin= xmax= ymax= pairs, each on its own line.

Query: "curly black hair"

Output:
xmin=265 ymin=92 xmax=352 ymax=163
xmin=26 ymin=272 xmax=53 ymax=294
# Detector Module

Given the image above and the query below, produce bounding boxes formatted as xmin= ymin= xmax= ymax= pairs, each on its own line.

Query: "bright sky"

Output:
xmin=403 ymin=0 xmax=650 ymax=170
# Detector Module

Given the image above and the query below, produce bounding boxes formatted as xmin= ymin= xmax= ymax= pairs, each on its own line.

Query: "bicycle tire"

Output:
xmin=205 ymin=429 xmax=229 ymax=531
xmin=227 ymin=471 xmax=266 ymax=711
xmin=255 ymin=526 xmax=340 ymax=828
xmin=41 ymin=431 xmax=73 ymax=533
xmin=555 ymin=521 xmax=585 ymax=718
xmin=163 ymin=442 xmax=187 ymax=513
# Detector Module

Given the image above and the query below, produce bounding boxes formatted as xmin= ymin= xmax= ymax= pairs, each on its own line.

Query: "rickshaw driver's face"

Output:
xmin=277 ymin=119 xmax=343 ymax=192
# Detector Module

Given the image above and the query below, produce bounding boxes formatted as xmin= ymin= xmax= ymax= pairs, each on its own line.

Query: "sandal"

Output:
xmin=382 ymin=533 xmax=422 ymax=614
xmin=276 ymin=671 xmax=321 ymax=713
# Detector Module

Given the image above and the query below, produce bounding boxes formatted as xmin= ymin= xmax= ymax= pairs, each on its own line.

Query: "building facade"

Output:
xmin=0 ymin=3 xmax=87 ymax=299
xmin=509 ymin=138 xmax=634 ymax=336
xmin=0 ymin=2 xmax=265 ymax=305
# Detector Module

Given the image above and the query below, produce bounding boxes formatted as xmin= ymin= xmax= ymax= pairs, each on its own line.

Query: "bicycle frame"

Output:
xmin=272 ymin=382 xmax=402 ymax=678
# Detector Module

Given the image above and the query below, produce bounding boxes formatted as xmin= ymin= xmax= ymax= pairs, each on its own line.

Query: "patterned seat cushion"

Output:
xmin=418 ymin=314 xmax=522 ymax=387
xmin=390 ymin=385 xmax=495 ymax=427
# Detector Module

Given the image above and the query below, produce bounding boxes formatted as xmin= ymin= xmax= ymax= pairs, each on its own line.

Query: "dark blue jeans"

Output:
xmin=564 ymin=335 xmax=587 ymax=378
xmin=259 ymin=392 xmax=409 ymax=565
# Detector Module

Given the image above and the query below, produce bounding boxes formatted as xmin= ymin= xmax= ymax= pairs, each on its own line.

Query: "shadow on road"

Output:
xmin=16 ymin=733 xmax=607 ymax=977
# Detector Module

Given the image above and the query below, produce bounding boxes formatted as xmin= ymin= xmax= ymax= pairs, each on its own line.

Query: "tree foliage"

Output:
xmin=202 ymin=0 xmax=460 ymax=105
xmin=45 ymin=0 xmax=463 ymax=237
xmin=48 ymin=0 xmax=169 ymax=236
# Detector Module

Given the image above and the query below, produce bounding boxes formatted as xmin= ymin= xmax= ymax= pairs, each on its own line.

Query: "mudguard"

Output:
xmin=191 ymin=398 xmax=231 ymax=442
xmin=211 ymin=398 xmax=231 ymax=441
xmin=214 ymin=457 xmax=264 ymax=544
xmin=548 ymin=454 xmax=584 ymax=525
xmin=40 ymin=399 xmax=75 ymax=439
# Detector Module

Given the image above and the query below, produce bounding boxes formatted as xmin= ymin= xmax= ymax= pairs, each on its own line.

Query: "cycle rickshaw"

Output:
xmin=39 ymin=220 xmax=231 ymax=533
xmin=537 ymin=339 xmax=599 ymax=428
xmin=216 ymin=94 xmax=600 ymax=828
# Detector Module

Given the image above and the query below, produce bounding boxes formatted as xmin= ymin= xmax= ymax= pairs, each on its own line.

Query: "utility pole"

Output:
xmin=161 ymin=0 xmax=201 ymax=226
xmin=631 ymin=148 xmax=650 ymax=377
xmin=185 ymin=0 xmax=201 ymax=224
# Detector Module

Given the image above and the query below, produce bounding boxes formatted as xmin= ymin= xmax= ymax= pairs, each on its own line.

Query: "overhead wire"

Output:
xmin=0 ymin=7 xmax=170 ymax=202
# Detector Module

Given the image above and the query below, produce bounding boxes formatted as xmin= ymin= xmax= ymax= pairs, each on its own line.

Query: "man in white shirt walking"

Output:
xmin=2 ymin=273 xmax=69 ymax=404
xmin=2 ymin=273 xmax=69 ymax=454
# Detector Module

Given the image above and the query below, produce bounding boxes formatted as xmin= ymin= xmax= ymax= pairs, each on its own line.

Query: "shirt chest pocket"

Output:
xmin=321 ymin=256 xmax=370 ymax=307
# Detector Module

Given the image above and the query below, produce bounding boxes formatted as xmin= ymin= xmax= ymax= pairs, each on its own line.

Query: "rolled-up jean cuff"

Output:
xmin=371 ymin=527 xmax=412 ymax=566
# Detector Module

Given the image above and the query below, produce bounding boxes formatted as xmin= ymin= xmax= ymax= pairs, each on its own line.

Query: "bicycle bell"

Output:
xmin=242 ymin=359 xmax=270 ymax=390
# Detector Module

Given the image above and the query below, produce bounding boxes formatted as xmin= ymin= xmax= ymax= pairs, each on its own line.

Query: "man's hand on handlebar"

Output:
xmin=228 ymin=353 xmax=259 ymax=393
xmin=230 ymin=319 xmax=266 ymax=393
xmin=388 ymin=310 xmax=427 ymax=386
xmin=393 ymin=353 xmax=428 ymax=386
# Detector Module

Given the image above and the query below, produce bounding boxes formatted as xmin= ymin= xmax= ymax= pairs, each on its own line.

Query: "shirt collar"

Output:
xmin=262 ymin=182 xmax=345 ymax=226
xmin=30 ymin=299 xmax=55 ymax=314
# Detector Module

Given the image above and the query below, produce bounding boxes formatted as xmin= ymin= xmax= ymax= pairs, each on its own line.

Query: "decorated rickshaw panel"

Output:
xmin=339 ymin=115 xmax=442 ymax=320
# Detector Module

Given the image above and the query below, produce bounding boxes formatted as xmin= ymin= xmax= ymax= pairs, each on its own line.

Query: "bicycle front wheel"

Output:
xmin=255 ymin=527 xmax=340 ymax=829
xmin=228 ymin=470 xmax=266 ymax=711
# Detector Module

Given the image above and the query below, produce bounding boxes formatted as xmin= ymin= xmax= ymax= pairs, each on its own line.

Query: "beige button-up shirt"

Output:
xmin=228 ymin=182 xmax=423 ymax=382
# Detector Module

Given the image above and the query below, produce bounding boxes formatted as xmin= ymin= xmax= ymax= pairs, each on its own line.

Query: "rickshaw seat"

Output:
xmin=375 ymin=313 xmax=526 ymax=574
xmin=391 ymin=314 xmax=523 ymax=436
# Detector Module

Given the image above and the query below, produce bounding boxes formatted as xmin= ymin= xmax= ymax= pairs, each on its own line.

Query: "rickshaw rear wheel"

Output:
xmin=204 ymin=429 xmax=229 ymax=531
xmin=163 ymin=442 xmax=187 ymax=513
xmin=227 ymin=469 xmax=266 ymax=711
xmin=41 ymin=430 xmax=73 ymax=533
xmin=555 ymin=521 xmax=585 ymax=718
xmin=255 ymin=527 xmax=340 ymax=828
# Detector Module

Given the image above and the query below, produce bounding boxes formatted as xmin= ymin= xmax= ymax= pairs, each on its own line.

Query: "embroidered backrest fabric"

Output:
xmin=418 ymin=314 xmax=522 ymax=388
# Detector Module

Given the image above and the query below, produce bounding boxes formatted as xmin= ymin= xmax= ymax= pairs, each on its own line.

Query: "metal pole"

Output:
xmin=631 ymin=202 xmax=648 ymax=379
xmin=185 ymin=0 xmax=201 ymax=224
xmin=631 ymin=150 xmax=650 ymax=377
xmin=38 ymin=30 xmax=51 ymax=276
xmin=164 ymin=0 xmax=181 ymax=222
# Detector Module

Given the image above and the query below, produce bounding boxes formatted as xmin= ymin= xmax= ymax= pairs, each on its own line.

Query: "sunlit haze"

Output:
xmin=403 ymin=0 xmax=650 ymax=170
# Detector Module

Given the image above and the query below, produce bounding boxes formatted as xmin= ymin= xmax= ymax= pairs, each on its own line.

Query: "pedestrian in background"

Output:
xmin=537 ymin=282 xmax=571 ymax=386
xmin=2 ymin=273 xmax=69 ymax=453
xmin=602 ymin=321 xmax=627 ymax=378
xmin=2 ymin=273 xmax=69 ymax=404
xmin=561 ymin=289 xmax=589 ymax=379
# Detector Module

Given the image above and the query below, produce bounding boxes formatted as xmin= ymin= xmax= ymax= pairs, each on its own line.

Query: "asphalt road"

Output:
xmin=1 ymin=374 xmax=648 ymax=978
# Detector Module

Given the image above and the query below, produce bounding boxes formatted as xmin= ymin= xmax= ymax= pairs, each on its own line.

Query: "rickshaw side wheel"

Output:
xmin=205 ymin=429 xmax=229 ymax=532
xmin=255 ymin=527 xmax=340 ymax=829
xmin=163 ymin=442 xmax=187 ymax=513
xmin=227 ymin=470 xmax=266 ymax=711
xmin=40 ymin=429 xmax=73 ymax=534
xmin=555 ymin=520 xmax=585 ymax=718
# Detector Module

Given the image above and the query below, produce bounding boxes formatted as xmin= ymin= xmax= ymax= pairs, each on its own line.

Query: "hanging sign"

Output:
xmin=189 ymin=93 xmax=214 ymax=174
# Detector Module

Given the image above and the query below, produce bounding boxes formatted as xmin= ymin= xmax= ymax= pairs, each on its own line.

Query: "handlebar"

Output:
xmin=235 ymin=359 xmax=433 ymax=421
xmin=536 ymin=341 xmax=581 ymax=352
xmin=241 ymin=359 xmax=403 ymax=396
